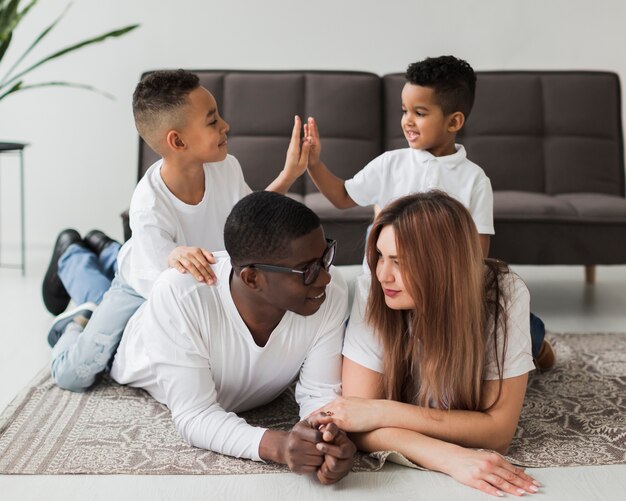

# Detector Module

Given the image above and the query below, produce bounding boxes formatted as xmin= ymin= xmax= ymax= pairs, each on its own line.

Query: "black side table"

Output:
xmin=0 ymin=142 xmax=27 ymax=275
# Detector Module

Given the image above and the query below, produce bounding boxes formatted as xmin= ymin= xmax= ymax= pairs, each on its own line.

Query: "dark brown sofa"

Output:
xmin=125 ymin=70 xmax=626 ymax=276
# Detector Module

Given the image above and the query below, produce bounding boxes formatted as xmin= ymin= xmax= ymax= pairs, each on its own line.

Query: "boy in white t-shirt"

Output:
xmin=111 ymin=191 xmax=355 ymax=483
xmin=44 ymin=70 xmax=311 ymax=391
xmin=303 ymin=55 xmax=493 ymax=255
xmin=295 ymin=55 xmax=553 ymax=369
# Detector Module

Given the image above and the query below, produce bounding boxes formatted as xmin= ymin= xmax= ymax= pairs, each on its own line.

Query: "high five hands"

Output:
xmin=282 ymin=116 xmax=322 ymax=181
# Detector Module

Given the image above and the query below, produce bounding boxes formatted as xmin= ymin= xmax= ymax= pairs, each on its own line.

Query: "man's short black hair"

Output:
xmin=405 ymin=55 xmax=476 ymax=118
xmin=132 ymin=69 xmax=200 ymax=150
xmin=225 ymin=191 xmax=321 ymax=265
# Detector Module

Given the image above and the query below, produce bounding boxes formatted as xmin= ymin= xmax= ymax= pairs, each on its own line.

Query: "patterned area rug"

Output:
xmin=504 ymin=332 xmax=626 ymax=467
xmin=0 ymin=332 xmax=624 ymax=474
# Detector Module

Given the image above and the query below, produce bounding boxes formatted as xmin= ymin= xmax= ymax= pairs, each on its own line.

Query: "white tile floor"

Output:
xmin=1 ymin=250 xmax=625 ymax=501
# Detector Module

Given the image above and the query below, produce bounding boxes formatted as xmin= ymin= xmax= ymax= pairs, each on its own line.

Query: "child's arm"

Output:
xmin=266 ymin=115 xmax=311 ymax=194
xmin=168 ymin=246 xmax=217 ymax=284
xmin=305 ymin=117 xmax=357 ymax=209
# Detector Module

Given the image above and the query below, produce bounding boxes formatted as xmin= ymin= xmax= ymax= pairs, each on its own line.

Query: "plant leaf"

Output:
xmin=0 ymin=30 xmax=11 ymax=60
xmin=0 ymin=80 xmax=115 ymax=101
xmin=0 ymin=0 xmax=37 ymax=41
xmin=0 ymin=79 xmax=21 ymax=100
xmin=0 ymin=0 xmax=21 ymax=40
xmin=1 ymin=23 xmax=139 ymax=89
xmin=0 ymin=1 xmax=70 ymax=86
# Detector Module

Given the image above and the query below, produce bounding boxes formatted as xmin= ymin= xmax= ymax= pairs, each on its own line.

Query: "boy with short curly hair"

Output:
xmin=298 ymin=55 xmax=553 ymax=369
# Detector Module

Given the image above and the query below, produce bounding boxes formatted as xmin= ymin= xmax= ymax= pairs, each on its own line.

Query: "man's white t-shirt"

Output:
xmin=117 ymin=155 xmax=251 ymax=298
xmin=343 ymin=272 xmax=534 ymax=381
xmin=344 ymin=145 xmax=495 ymax=235
xmin=110 ymin=252 xmax=349 ymax=461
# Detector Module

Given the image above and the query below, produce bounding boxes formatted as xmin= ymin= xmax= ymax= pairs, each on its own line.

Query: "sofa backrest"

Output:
xmin=383 ymin=71 xmax=624 ymax=196
xmin=137 ymin=70 xmax=382 ymax=194
xmin=139 ymin=70 xmax=624 ymax=197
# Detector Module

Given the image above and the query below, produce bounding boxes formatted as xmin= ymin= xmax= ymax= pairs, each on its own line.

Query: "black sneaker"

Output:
xmin=83 ymin=229 xmax=119 ymax=255
xmin=42 ymin=229 xmax=84 ymax=315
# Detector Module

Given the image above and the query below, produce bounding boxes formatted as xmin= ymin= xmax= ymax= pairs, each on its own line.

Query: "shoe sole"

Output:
xmin=48 ymin=302 xmax=97 ymax=348
xmin=42 ymin=230 xmax=82 ymax=315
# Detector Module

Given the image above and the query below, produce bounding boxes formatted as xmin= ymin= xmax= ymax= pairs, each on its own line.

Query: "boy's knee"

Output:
xmin=50 ymin=358 xmax=94 ymax=393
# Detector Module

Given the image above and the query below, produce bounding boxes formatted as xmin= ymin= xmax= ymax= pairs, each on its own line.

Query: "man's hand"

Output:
xmin=281 ymin=421 xmax=326 ymax=474
xmin=259 ymin=421 xmax=325 ymax=474
xmin=314 ymin=422 xmax=356 ymax=484
xmin=304 ymin=116 xmax=322 ymax=168
xmin=306 ymin=416 xmax=356 ymax=484
xmin=167 ymin=246 xmax=217 ymax=284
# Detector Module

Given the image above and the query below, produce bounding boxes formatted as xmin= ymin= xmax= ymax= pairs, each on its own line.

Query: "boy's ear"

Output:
xmin=447 ymin=112 xmax=465 ymax=132
xmin=165 ymin=130 xmax=186 ymax=151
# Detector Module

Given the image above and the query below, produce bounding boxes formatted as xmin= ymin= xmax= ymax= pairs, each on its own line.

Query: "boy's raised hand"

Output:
xmin=168 ymin=246 xmax=217 ymax=284
xmin=283 ymin=115 xmax=311 ymax=180
xmin=266 ymin=115 xmax=311 ymax=194
xmin=304 ymin=116 xmax=322 ymax=168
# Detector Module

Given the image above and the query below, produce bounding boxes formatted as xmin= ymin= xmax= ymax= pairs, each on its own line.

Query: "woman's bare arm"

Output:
xmin=316 ymin=358 xmax=528 ymax=453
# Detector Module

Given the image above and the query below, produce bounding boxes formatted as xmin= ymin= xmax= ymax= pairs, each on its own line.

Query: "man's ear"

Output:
xmin=239 ymin=267 xmax=263 ymax=291
xmin=165 ymin=130 xmax=186 ymax=151
xmin=447 ymin=112 xmax=465 ymax=132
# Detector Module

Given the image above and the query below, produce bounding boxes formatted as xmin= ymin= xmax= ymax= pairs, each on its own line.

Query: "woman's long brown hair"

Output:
xmin=365 ymin=191 xmax=508 ymax=411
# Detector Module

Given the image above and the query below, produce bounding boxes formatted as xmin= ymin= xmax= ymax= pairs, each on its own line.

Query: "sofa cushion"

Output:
xmin=494 ymin=191 xmax=626 ymax=222
xmin=494 ymin=191 xmax=576 ymax=220
xmin=304 ymin=192 xmax=373 ymax=222
xmin=555 ymin=193 xmax=626 ymax=221
xmin=303 ymin=193 xmax=373 ymax=265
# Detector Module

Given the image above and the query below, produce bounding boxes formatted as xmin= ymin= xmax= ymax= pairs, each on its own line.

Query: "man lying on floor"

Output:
xmin=110 ymin=191 xmax=355 ymax=483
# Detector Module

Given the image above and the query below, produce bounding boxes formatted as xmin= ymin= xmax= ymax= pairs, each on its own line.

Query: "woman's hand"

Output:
xmin=445 ymin=448 xmax=540 ymax=497
xmin=311 ymin=396 xmax=384 ymax=432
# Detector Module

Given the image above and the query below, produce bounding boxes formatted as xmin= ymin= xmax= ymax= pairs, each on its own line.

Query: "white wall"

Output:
xmin=0 ymin=0 xmax=625 ymax=255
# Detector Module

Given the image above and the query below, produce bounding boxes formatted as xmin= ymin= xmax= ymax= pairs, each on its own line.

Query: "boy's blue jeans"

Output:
xmin=57 ymin=242 xmax=121 ymax=305
xmin=50 ymin=276 xmax=144 ymax=391
xmin=51 ymin=242 xmax=144 ymax=392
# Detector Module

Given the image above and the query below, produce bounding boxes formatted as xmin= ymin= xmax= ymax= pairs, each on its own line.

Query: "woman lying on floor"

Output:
xmin=312 ymin=191 xmax=541 ymax=496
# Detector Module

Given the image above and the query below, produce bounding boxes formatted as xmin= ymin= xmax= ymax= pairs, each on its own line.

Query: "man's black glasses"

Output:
xmin=242 ymin=238 xmax=336 ymax=286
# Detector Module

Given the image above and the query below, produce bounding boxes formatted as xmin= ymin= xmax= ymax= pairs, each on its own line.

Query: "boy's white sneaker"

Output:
xmin=47 ymin=302 xmax=97 ymax=347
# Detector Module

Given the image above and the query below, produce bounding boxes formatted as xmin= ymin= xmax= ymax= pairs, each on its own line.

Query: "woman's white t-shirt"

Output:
xmin=343 ymin=272 xmax=535 ymax=381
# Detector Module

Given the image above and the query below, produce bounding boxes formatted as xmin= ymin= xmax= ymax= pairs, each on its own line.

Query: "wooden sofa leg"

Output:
xmin=585 ymin=265 xmax=596 ymax=284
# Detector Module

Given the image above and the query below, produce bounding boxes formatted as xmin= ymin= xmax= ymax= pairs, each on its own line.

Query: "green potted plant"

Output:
xmin=0 ymin=0 xmax=139 ymax=102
